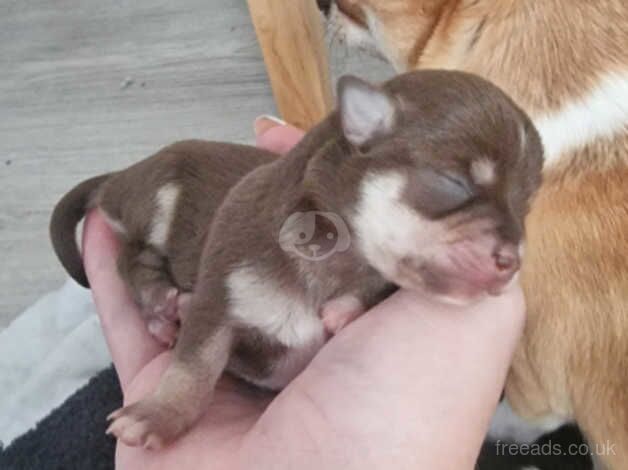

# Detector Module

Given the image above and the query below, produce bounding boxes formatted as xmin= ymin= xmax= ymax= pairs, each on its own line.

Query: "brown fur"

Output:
xmin=328 ymin=0 xmax=628 ymax=467
xmin=96 ymin=141 xmax=276 ymax=291
xmin=102 ymin=70 xmax=543 ymax=448
xmin=50 ymin=140 xmax=276 ymax=342
xmin=346 ymin=0 xmax=628 ymax=114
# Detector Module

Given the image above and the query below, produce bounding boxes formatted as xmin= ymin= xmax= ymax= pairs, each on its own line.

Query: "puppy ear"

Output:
xmin=338 ymin=75 xmax=397 ymax=147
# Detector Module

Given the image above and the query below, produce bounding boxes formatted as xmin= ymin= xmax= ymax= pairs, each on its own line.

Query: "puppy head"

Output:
xmin=312 ymin=71 xmax=543 ymax=304
xmin=325 ymin=0 xmax=447 ymax=70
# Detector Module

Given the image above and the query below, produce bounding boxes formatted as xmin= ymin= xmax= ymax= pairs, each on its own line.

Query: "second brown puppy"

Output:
xmin=51 ymin=142 xmax=275 ymax=345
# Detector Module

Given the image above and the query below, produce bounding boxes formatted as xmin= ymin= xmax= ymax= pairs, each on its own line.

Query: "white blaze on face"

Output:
xmin=149 ymin=182 xmax=180 ymax=250
xmin=352 ymin=171 xmax=442 ymax=283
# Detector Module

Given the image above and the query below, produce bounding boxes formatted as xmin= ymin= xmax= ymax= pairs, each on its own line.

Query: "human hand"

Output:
xmin=83 ymin=117 xmax=525 ymax=469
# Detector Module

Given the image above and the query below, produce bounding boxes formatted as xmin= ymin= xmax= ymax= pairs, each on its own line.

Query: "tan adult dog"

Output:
xmin=326 ymin=1 xmax=628 ymax=468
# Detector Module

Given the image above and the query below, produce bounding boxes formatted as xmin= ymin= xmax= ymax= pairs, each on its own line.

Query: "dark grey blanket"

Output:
xmin=0 ymin=365 xmax=591 ymax=470
xmin=0 ymin=366 xmax=120 ymax=470
xmin=479 ymin=425 xmax=592 ymax=469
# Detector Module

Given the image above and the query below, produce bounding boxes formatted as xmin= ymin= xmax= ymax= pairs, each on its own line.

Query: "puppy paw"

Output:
xmin=147 ymin=318 xmax=179 ymax=348
xmin=106 ymin=399 xmax=188 ymax=450
xmin=143 ymin=285 xmax=180 ymax=320
xmin=140 ymin=286 xmax=193 ymax=346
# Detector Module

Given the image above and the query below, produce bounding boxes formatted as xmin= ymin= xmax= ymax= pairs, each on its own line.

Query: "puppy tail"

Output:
xmin=49 ymin=174 xmax=112 ymax=288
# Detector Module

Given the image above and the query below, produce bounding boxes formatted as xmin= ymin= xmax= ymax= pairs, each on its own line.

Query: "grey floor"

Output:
xmin=0 ymin=0 xmax=392 ymax=328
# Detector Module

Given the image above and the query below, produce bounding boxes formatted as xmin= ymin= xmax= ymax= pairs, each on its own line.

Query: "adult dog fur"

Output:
xmin=327 ymin=1 xmax=628 ymax=468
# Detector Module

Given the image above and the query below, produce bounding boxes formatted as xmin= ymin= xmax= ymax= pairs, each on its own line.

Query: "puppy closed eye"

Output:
xmin=409 ymin=169 xmax=475 ymax=216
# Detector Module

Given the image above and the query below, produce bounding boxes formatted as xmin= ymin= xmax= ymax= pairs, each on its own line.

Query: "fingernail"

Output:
xmin=254 ymin=115 xmax=286 ymax=136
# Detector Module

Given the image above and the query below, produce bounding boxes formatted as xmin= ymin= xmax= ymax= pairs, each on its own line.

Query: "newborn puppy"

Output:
xmin=50 ymin=141 xmax=276 ymax=345
xmin=105 ymin=70 xmax=543 ymax=449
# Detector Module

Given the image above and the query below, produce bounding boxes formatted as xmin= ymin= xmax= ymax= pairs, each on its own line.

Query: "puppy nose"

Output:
xmin=493 ymin=244 xmax=520 ymax=274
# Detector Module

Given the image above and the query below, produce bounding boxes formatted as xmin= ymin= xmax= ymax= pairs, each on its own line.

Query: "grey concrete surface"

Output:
xmin=0 ymin=0 xmax=392 ymax=328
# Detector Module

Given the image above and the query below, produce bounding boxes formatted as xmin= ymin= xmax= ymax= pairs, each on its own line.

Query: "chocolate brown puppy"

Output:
xmin=104 ymin=70 xmax=543 ymax=449
xmin=50 ymin=141 xmax=276 ymax=344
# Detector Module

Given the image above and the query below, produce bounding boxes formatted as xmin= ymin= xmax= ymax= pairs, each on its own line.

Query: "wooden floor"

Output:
xmin=0 ymin=0 xmax=391 ymax=328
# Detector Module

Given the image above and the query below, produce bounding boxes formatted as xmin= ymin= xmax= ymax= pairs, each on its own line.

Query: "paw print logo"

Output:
xmin=279 ymin=211 xmax=351 ymax=261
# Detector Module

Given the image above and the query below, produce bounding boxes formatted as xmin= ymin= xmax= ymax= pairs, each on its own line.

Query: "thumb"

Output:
xmin=254 ymin=115 xmax=305 ymax=154
xmin=83 ymin=209 xmax=165 ymax=390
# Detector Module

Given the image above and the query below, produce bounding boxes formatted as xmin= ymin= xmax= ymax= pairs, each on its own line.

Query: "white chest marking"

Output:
xmin=535 ymin=72 xmax=628 ymax=167
xmin=149 ymin=183 xmax=180 ymax=250
xmin=226 ymin=266 xmax=324 ymax=349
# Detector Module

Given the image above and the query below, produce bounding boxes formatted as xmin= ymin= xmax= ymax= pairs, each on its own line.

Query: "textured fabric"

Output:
xmin=0 ymin=279 xmax=110 ymax=446
xmin=478 ymin=425 xmax=593 ymax=470
xmin=0 ymin=366 xmax=120 ymax=470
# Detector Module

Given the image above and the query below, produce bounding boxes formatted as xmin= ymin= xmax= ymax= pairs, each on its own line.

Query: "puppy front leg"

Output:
xmin=107 ymin=318 xmax=233 ymax=449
